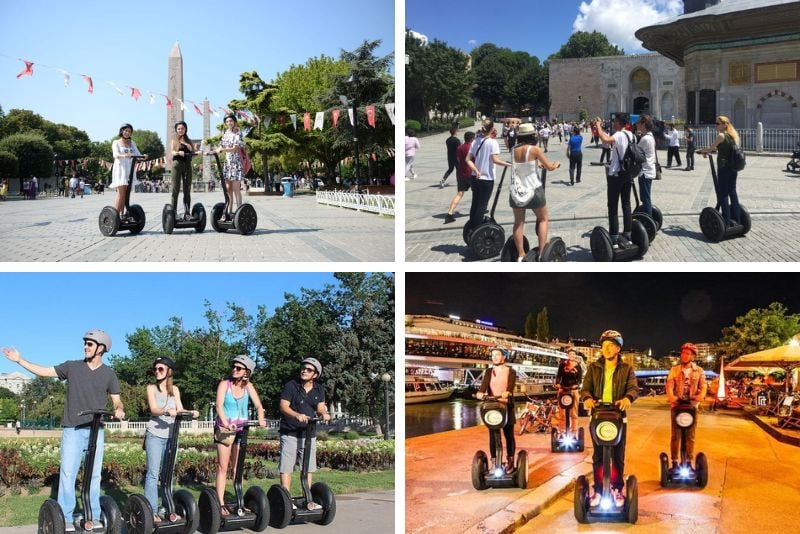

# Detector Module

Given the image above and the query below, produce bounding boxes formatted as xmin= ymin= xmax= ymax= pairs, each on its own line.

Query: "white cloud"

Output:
xmin=468 ymin=39 xmax=477 ymax=45
xmin=573 ymin=0 xmax=683 ymax=54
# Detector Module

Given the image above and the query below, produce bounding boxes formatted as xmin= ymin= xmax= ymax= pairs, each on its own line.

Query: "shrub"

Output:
xmin=343 ymin=431 xmax=360 ymax=440
xmin=405 ymin=120 xmax=421 ymax=132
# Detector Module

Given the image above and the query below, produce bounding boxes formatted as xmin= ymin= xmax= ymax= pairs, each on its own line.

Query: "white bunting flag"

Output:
xmin=384 ymin=103 xmax=395 ymax=125
xmin=290 ymin=114 xmax=297 ymax=131
xmin=314 ymin=112 xmax=324 ymax=130
xmin=149 ymin=92 xmax=155 ymax=105
xmin=263 ymin=115 xmax=272 ymax=129
xmin=59 ymin=69 xmax=71 ymax=88
xmin=348 ymin=108 xmax=354 ymax=126
xmin=108 ymin=81 xmax=124 ymax=96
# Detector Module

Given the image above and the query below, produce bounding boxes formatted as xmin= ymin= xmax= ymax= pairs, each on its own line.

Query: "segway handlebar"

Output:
xmin=77 ymin=409 xmax=118 ymax=419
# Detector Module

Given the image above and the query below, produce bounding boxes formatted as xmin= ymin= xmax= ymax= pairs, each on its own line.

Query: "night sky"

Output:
xmin=405 ymin=273 xmax=800 ymax=358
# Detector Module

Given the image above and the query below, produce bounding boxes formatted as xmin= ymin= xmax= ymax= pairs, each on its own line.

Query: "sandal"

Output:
xmin=153 ymin=514 xmax=163 ymax=525
xmin=220 ymin=506 xmax=230 ymax=517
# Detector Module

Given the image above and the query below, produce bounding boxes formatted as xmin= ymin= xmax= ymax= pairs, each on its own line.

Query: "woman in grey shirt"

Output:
xmin=145 ymin=357 xmax=198 ymax=523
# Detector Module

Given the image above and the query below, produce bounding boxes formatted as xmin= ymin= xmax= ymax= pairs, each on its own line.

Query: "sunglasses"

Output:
xmin=301 ymin=366 xmax=316 ymax=373
xmin=84 ymin=341 xmax=96 ymax=347
xmin=153 ymin=366 xmax=168 ymax=373
xmin=232 ymin=364 xmax=247 ymax=372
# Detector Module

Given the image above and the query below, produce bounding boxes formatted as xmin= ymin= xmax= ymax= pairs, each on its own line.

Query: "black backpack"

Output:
xmin=617 ymin=130 xmax=646 ymax=178
xmin=729 ymin=137 xmax=746 ymax=171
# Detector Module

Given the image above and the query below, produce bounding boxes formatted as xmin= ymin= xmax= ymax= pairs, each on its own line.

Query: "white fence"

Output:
xmin=315 ymin=191 xmax=395 ymax=216
xmin=679 ymin=127 xmax=800 ymax=153
xmin=103 ymin=417 xmax=377 ymax=434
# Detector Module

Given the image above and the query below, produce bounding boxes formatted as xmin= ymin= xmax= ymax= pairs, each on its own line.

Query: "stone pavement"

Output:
xmin=405 ymin=126 xmax=800 ymax=262
xmin=0 ymin=192 xmax=394 ymax=262
xmin=0 ymin=490 xmax=393 ymax=534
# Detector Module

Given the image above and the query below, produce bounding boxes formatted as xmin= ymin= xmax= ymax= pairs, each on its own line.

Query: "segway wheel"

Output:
xmin=651 ymin=205 xmax=663 ymax=231
xmin=632 ymin=211 xmax=657 ymax=243
xmin=500 ymin=236 xmax=528 ymax=262
xmin=470 ymin=223 xmax=504 ymax=259
xmin=192 ymin=203 xmax=206 ymax=233
xmin=267 ymin=484 xmax=293 ymax=529
xmin=659 ymin=452 xmax=669 ymax=487
xmin=590 ymin=226 xmax=613 ymax=261
xmin=38 ymin=499 xmax=65 ymax=534
xmin=234 ymin=204 xmax=258 ymax=235
xmin=244 ymin=485 xmax=270 ymax=532
xmin=211 ymin=203 xmax=226 ymax=233
xmin=700 ymin=207 xmax=725 ymax=242
xmin=540 ymin=238 xmax=567 ymax=262
xmin=696 ymin=452 xmax=709 ymax=488
xmin=310 ymin=482 xmax=336 ymax=526
xmin=577 ymin=427 xmax=585 ymax=452
xmin=471 ymin=450 xmax=488 ymax=490
xmin=124 ymin=494 xmax=153 ymax=534
xmin=738 ymin=206 xmax=751 ymax=235
xmin=626 ymin=475 xmax=638 ymax=524
xmin=462 ymin=220 xmax=475 ymax=246
xmin=129 ymin=204 xmax=146 ymax=235
xmin=100 ymin=494 xmax=123 ymax=534
xmin=198 ymin=489 xmax=221 ymax=534
xmin=550 ymin=427 xmax=559 ymax=452
xmin=516 ymin=450 xmax=528 ymax=489
xmin=174 ymin=489 xmax=199 ymax=534
xmin=573 ymin=475 xmax=588 ymax=524
xmin=99 ymin=206 xmax=120 ymax=237
xmin=631 ymin=219 xmax=649 ymax=257
xmin=163 ymin=204 xmax=175 ymax=234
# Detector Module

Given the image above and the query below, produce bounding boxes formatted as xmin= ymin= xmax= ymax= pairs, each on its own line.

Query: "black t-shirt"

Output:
xmin=446 ymin=136 xmax=460 ymax=161
xmin=54 ymin=360 xmax=121 ymax=428
xmin=279 ymin=379 xmax=326 ymax=435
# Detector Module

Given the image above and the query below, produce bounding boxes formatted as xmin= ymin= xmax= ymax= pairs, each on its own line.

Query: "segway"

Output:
xmin=631 ymin=179 xmax=662 ymax=243
xmin=698 ymin=153 xmax=751 ymax=242
xmin=198 ymin=422 xmax=269 ymax=534
xmin=590 ymin=218 xmax=649 ymax=262
xmin=574 ymin=403 xmax=637 ymax=524
xmin=99 ymin=156 xmax=146 ymax=236
xmin=267 ymin=418 xmax=336 ymax=528
xmin=462 ymin=167 xmax=509 ymax=260
xmin=551 ymin=387 xmax=584 ymax=452
xmin=37 ymin=410 xmax=122 ymax=534
xmin=786 ymin=142 xmax=800 ymax=173
xmin=471 ymin=396 xmax=527 ymax=491
xmin=659 ymin=399 xmax=708 ymax=488
xmin=499 ymin=169 xmax=567 ymax=262
xmin=206 ymin=152 xmax=257 ymax=236
xmin=125 ymin=412 xmax=199 ymax=534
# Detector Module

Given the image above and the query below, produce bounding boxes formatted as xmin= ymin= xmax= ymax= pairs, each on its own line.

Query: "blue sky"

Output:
xmin=0 ymin=0 xmax=394 ymax=142
xmin=0 ymin=272 xmax=339 ymax=372
xmin=406 ymin=0 xmax=682 ymax=60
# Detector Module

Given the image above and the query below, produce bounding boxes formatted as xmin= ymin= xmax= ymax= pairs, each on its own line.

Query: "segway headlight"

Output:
xmin=560 ymin=394 xmax=573 ymax=407
xmin=676 ymin=412 xmax=694 ymax=428
xmin=493 ymin=467 xmax=504 ymax=478
xmin=595 ymin=421 xmax=619 ymax=442
xmin=484 ymin=409 xmax=504 ymax=427
xmin=680 ymin=467 xmax=691 ymax=478
xmin=600 ymin=497 xmax=612 ymax=510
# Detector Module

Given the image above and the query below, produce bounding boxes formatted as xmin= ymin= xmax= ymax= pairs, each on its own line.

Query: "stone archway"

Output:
xmin=661 ymin=91 xmax=675 ymax=119
xmin=733 ymin=98 xmax=746 ymax=128
xmin=605 ymin=94 xmax=617 ymax=118
xmin=629 ymin=68 xmax=651 ymax=115
xmin=756 ymin=90 xmax=797 ymax=128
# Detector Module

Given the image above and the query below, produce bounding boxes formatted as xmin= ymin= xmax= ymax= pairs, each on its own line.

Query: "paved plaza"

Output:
xmin=0 ymin=192 xmax=394 ymax=262
xmin=405 ymin=126 xmax=800 ymax=262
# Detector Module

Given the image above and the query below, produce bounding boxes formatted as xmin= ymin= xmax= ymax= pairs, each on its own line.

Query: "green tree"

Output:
xmin=719 ymin=302 xmax=800 ymax=357
xmin=0 ymin=109 xmax=92 ymax=160
xmin=0 ymin=150 xmax=17 ymax=179
xmin=19 ymin=377 xmax=66 ymax=425
xmin=536 ymin=307 xmax=550 ymax=342
xmin=0 ymin=133 xmax=54 ymax=188
xmin=130 ymin=130 xmax=164 ymax=160
xmin=0 ymin=386 xmax=16 ymax=399
xmin=550 ymin=31 xmax=624 ymax=60
xmin=0 ymin=398 xmax=19 ymax=421
xmin=471 ymin=44 xmax=514 ymax=116
xmin=524 ymin=312 xmax=536 ymax=340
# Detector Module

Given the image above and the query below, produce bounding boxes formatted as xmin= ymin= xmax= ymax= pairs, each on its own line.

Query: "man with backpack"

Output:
xmin=593 ymin=114 xmax=644 ymax=248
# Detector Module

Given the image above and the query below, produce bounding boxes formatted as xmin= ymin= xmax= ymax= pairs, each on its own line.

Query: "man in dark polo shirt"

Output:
xmin=3 ymin=329 xmax=124 ymax=528
xmin=278 ymin=357 xmax=331 ymax=508
xmin=444 ymin=130 xmax=476 ymax=224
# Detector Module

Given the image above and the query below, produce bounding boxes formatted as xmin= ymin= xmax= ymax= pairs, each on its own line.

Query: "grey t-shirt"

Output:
xmin=54 ymin=360 xmax=121 ymax=428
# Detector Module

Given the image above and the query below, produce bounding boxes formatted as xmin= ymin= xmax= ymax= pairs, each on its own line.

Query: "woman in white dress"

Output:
xmin=110 ymin=124 xmax=146 ymax=216
xmin=209 ymin=114 xmax=244 ymax=219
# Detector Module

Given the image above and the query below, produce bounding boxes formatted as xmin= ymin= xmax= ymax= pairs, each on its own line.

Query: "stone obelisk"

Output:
xmin=166 ymin=41 xmax=184 ymax=168
xmin=203 ymin=98 xmax=212 ymax=183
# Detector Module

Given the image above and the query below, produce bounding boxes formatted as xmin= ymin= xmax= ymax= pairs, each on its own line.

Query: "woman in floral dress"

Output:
xmin=212 ymin=114 xmax=244 ymax=219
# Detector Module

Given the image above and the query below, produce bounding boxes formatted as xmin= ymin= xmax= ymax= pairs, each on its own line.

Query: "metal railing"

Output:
xmin=678 ymin=127 xmax=800 ymax=153
xmin=315 ymin=190 xmax=395 ymax=216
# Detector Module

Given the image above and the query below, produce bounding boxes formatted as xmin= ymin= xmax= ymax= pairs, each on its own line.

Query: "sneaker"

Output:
xmin=612 ymin=488 xmax=625 ymax=508
xmin=589 ymin=490 xmax=601 ymax=507
xmin=671 ymin=460 xmax=679 ymax=473
xmin=291 ymin=503 xmax=298 ymax=511
xmin=412 ymin=173 xmax=418 ymax=179
xmin=505 ymin=459 xmax=515 ymax=474
xmin=439 ymin=179 xmax=446 ymax=188
xmin=444 ymin=213 xmax=456 ymax=224
xmin=307 ymin=502 xmax=323 ymax=511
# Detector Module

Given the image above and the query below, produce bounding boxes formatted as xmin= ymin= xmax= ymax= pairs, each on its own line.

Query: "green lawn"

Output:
xmin=0 ymin=468 xmax=394 ymax=527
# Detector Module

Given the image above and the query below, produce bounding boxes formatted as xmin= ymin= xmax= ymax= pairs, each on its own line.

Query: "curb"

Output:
xmin=746 ymin=412 xmax=800 ymax=447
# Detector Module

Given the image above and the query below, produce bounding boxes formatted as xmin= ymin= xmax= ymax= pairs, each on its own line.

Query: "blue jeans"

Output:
xmin=638 ymin=175 xmax=653 ymax=217
xmin=145 ymin=433 xmax=169 ymax=514
xmin=59 ymin=427 xmax=105 ymax=522
xmin=717 ymin=165 xmax=740 ymax=225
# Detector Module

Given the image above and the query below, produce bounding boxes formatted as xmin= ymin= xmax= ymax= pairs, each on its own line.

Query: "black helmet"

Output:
xmin=152 ymin=356 xmax=176 ymax=370
xmin=119 ymin=123 xmax=133 ymax=136
xmin=83 ymin=329 xmax=112 ymax=352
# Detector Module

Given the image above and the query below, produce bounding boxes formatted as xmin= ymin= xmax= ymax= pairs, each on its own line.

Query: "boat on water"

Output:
xmin=406 ymin=372 xmax=455 ymax=404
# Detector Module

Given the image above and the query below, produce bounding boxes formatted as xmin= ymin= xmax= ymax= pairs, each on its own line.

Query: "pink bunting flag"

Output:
xmin=16 ymin=60 xmax=34 ymax=78
xmin=163 ymin=95 xmax=172 ymax=109
xmin=192 ymin=102 xmax=203 ymax=116
xmin=82 ymin=75 xmax=93 ymax=94
xmin=303 ymin=113 xmax=311 ymax=131
xmin=332 ymin=109 xmax=340 ymax=128
xmin=366 ymin=105 xmax=376 ymax=128
xmin=130 ymin=87 xmax=141 ymax=101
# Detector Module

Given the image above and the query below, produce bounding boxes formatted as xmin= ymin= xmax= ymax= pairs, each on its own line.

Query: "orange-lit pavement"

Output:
xmin=407 ymin=397 xmax=800 ymax=533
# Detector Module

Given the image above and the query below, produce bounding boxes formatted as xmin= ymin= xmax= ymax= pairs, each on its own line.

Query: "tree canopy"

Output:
xmin=549 ymin=31 xmax=624 ymax=60
xmin=719 ymin=302 xmax=800 ymax=357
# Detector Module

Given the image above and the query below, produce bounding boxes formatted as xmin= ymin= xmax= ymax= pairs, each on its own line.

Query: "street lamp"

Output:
xmin=381 ymin=372 xmax=392 ymax=440
xmin=345 ymin=74 xmax=362 ymax=188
